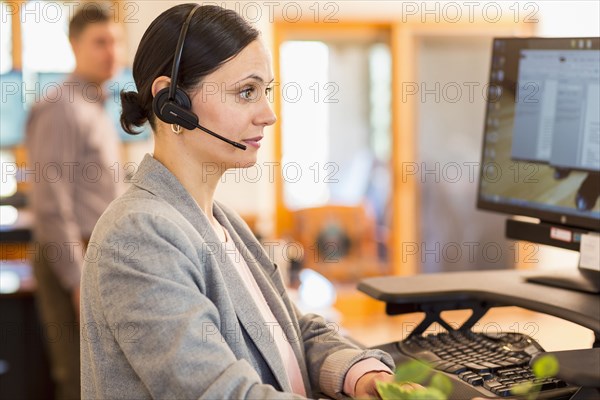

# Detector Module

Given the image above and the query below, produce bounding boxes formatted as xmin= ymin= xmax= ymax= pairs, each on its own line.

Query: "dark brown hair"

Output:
xmin=120 ymin=4 xmax=260 ymax=135
xmin=68 ymin=2 xmax=112 ymax=40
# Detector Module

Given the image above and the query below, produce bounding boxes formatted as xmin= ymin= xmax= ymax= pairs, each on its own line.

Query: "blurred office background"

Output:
xmin=1 ymin=1 xmax=598 ymax=398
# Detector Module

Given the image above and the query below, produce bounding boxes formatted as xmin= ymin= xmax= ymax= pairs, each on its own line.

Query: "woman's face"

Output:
xmin=186 ymin=39 xmax=277 ymax=169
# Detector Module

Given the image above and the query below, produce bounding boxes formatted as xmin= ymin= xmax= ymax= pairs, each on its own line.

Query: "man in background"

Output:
xmin=25 ymin=3 xmax=122 ymax=398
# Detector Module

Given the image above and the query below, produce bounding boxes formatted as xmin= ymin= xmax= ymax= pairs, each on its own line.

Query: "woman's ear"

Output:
xmin=151 ymin=76 xmax=172 ymax=97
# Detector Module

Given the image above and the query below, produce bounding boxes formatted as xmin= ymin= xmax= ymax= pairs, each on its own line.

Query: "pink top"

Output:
xmin=219 ymin=226 xmax=392 ymax=397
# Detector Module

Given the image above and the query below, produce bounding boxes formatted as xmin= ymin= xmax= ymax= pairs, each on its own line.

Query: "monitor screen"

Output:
xmin=105 ymin=68 xmax=152 ymax=142
xmin=0 ymin=70 xmax=28 ymax=147
xmin=40 ymin=69 xmax=152 ymax=142
xmin=0 ymin=69 xmax=150 ymax=148
xmin=477 ymin=37 xmax=600 ymax=232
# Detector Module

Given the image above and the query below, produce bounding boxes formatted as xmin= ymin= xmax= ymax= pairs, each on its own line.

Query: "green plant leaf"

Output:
xmin=376 ymin=381 xmax=410 ymax=400
xmin=394 ymin=360 xmax=432 ymax=384
xmin=511 ymin=381 xmax=534 ymax=396
xmin=430 ymin=373 xmax=453 ymax=396
xmin=406 ymin=387 xmax=447 ymax=400
xmin=532 ymin=354 xmax=559 ymax=378
xmin=511 ymin=381 xmax=542 ymax=400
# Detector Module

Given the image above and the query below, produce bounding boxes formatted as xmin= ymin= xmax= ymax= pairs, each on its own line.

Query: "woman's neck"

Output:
xmin=153 ymin=144 xmax=223 ymax=226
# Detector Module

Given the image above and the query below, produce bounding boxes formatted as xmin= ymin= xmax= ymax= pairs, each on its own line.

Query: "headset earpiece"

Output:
xmin=152 ymin=86 xmax=198 ymax=130
xmin=152 ymin=87 xmax=191 ymax=121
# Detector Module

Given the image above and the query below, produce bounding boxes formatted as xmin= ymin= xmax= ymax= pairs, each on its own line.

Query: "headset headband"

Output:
xmin=168 ymin=4 xmax=201 ymax=101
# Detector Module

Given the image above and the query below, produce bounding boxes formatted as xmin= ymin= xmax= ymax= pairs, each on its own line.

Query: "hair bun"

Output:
xmin=120 ymin=90 xmax=148 ymax=135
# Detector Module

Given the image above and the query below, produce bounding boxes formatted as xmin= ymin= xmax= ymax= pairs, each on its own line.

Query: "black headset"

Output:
xmin=152 ymin=4 xmax=247 ymax=150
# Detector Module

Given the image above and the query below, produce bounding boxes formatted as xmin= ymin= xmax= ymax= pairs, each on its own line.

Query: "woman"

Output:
xmin=80 ymin=4 xmax=396 ymax=399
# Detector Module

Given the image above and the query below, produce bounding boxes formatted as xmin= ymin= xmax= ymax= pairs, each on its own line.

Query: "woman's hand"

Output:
xmin=354 ymin=371 xmax=425 ymax=399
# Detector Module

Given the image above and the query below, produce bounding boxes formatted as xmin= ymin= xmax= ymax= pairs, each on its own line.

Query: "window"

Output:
xmin=21 ymin=0 xmax=74 ymax=74
xmin=280 ymin=41 xmax=331 ymax=209
xmin=369 ymin=43 xmax=392 ymax=162
xmin=280 ymin=39 xmax=392 ymax=211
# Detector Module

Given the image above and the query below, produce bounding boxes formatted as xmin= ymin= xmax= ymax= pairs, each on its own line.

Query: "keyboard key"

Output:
xmin=496 ymin=360 xmax=515 ymax=367
xmin=495 ymin=387 xmax=513 ymax=397
xmin=458 ymin=371 xmax=473 ymax=379
xmin=432 ymin=361 xmax=455 ymax=371
xmin=498 ymin=378 xmax=515 ymax=385
xmin=464 ymin=362 xmax=490 ymax=373
xmin=429 ymin=360 xmax=449 ymax=368
xmin=415 ymin=351 xmax=442 ymax=363
xmin=467 ymin=377 xmax=484 ymax=386
xmin=444 ymin=364 xmax=467 ymax=374
xmin=480 ymin=361 xmax=502 ymax=370
xmin=483 ymin=379 xmax=504 ymax=391
xmin=505 ymin=357 xmax=527 ymax=366
xmin=399 ymin=341 xmax=429 ymax=355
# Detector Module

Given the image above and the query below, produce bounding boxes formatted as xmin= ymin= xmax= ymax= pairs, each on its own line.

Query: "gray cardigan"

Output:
xmin=80 ymin=154 xmax=394 ymax=399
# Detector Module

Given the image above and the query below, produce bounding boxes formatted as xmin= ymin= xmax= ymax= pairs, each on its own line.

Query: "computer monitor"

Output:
xmin=0 ymin=69 xmax=151 ymax=147
xmin=40 ymin=69 xmax=152 ymax=142
xmin=476 ymin=37 xmax=600 ymax=293
xmin=104 ymin=68 xmax=152 ymax=142
xmin=0 ymin=70 xmax=27 ymax=148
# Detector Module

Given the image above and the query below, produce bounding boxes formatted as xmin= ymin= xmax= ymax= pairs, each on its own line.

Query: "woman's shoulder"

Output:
xmin=105 ymin=184 xmax=177 ymax=216
xmin=91 ymin=185 xmax=193 ymax=244
xmin=83 ymin=186 xmax=215 ymax=299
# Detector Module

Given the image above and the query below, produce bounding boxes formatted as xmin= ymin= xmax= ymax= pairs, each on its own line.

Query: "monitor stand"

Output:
xmin=506 ymin=218 xmax=600 ymax=294
xmin=525 ymin=268 xmax=600 ymax=294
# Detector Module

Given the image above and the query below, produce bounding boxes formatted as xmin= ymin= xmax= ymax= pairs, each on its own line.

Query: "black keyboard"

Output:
xmin=396 ymin=331 xmax=577 ymax=399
